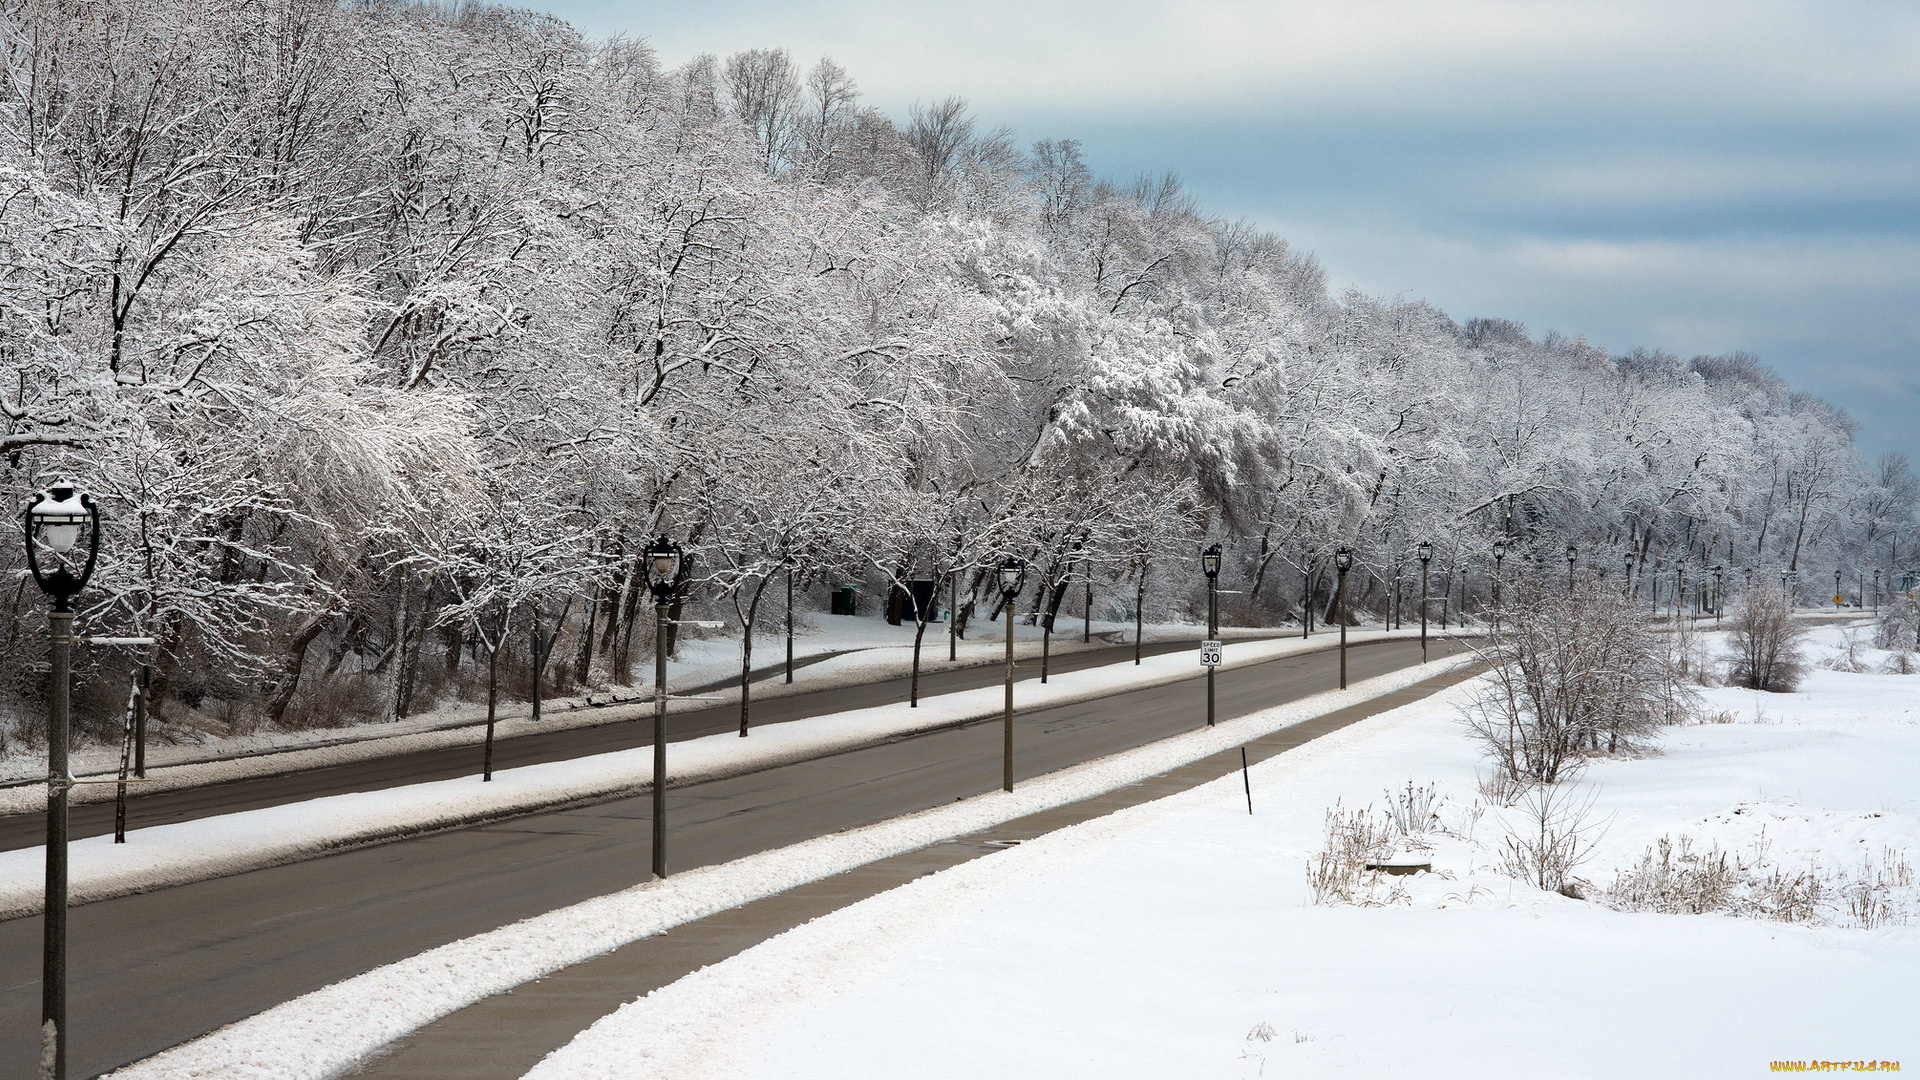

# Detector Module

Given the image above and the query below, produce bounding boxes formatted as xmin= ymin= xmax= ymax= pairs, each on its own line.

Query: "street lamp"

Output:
xmin=1712 ymin=565 xmax=1725 ymax=625
xmin=1492 ymin=537 xmax=1507 ymax=609
xmin=1835 ymin=568 xmax=1844 ymax=609
xmin=1781 ymin=570 xmax=1792 ymax=604
xmin=1333 ymin=547 xmax=1353 ymax=689
xmin=1201 ymin=544 xmax=1222 ymax=726
xmin=24 ymin=480 xmax=102 ymax=1080
xmin=998 ymin=558 xmax=1025 ymax=791
xmin=1416 ymin=541 xmax=1432 ymax=663
xmin=1623 ymin=551 xmax=1636 ymax=597
xmin=643 ymin=535 xmax=681 ymax=880
xmin=1565 ymin=543 xmax=1577 ymax=593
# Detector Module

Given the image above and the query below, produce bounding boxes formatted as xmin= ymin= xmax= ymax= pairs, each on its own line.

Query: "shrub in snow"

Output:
xmin=1463 ymin=580 xmax=1693 ymax=784
xmin=1603 ymin=831 xmax=1914 ymax=928
xmin=1724 ymin=589 xmax=1808 ymax=691
xmin=1385 ymin=780 xmax=1441 ymax=838
xmin=1305 ymin=801 xmax=1405 ymax=906
xmin=1495 ymin=782 xmax=1606 ymax=896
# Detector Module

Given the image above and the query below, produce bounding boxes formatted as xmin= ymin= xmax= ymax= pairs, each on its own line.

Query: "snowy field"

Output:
xmin=528 ymin=623 xmax=1920 ymax=1079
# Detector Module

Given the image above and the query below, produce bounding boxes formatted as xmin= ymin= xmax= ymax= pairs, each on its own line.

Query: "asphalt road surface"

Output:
xmin=0 ymin=635 xmax=1462 ymax=1079
xmin=0 ymin=635 xmax=1225 ymax=852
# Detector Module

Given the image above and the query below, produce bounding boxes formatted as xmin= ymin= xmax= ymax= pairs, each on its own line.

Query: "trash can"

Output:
xmin=907 ymin=579 xmax=939 ymax=622
xmin=831 ymin=587 xmax=858 ymax=616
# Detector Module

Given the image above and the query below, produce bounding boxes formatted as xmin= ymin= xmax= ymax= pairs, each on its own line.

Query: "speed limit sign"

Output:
xmin=1200 ymin=640 xmax=1223 ymax=667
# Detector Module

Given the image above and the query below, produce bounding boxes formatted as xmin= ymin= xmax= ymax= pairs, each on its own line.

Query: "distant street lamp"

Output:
xmin=1417 ymin=541 xmax=1432 ymax=663
xmin=1873 ymin=568 xmax=1882 ymax=613
xmin=1565 ymin=544 xmax=1577 ymax=593
xmin=1781 ymin=570 xmax=1792 ymax=604
xmin=1201 ymin=544 xmax=1222 ymax=726
xmin=24 ymin=480 xmax=102 ymax=1080
xmin=1623 ymin=551 xmax=1636 ymax=597
xmin=1712 ymin=566 xmax=1725 ymax=625
xmin=1835 ymin=568 xmax=1844 ymax=609
xmin=1492 ymin=537 xmax=1507 ymax=609
xmin=1675 ymin=561 xmax=1687 ymax=622
xmin=643 ymin=536 xmax=682 ymax=880
xmin=784 ymin=555 xmax=796 ymax=684
xmin=1333 ymin=547 xmax=1354 ymax=689
xmin=998 ymin=558 xmax=1025 ymax=791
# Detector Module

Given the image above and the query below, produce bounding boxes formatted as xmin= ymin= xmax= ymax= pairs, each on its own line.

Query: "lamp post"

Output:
xmin=998 ymin=559 xmax=1025 ymax=791
xmin=1782 ymin=570 xmax=1791 ymax=603
xmin=1873 ymin=568 xmax=1882 ymax=613
xmin=1674 ymin=561 xmax=1686 ymax=623
xmin=1082 ymin=551 xmax=1092 ymax=644
xmin=1835 ymin=568 xmax=1844 ymax=609
xmin=24 ymin=480 xmax=101 ymax=1080
xmin=1417 ymin=541 xmax=1432 ymax=663
xmin=1624 ymin=551 xmax=1636 ymax=597
xmin=1712 ymin=566 xmax=1724 ymax=624
xmin=1565 ymin=544 xmax=1577 ymax=593
xmin=1333 ymin=547 xmax=1353 ymax=689
xmin=643 ymin=536 xmax=681 ymax=880
xmin=1201 ymin=544 xmax=1222 ymax=726
xmin=1492 ymin=537 xmax=1506 ymax=610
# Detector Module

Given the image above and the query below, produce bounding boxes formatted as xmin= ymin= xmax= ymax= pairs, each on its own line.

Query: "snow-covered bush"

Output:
xmin=1724 ymin=590 xmax=1808 ymax=691
xmin=1874 ymin=597 xmax=1919 ymax=653
xmin=1463 ymin=581 xmax=1693 ymax=784
xmin=1821 ymin=629 xmax=1874 ymax=673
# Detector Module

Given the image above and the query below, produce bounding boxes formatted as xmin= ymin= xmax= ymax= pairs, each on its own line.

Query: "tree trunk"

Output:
xmin=265 ymin=608 xmax=333 ymax=726
xmin=573 ymin=582 xmax=599 ymax=686
xmin=389 ymin=577 xmax=413 ymax=719
xmin=910 ymin=615 xmax=928 ymax=706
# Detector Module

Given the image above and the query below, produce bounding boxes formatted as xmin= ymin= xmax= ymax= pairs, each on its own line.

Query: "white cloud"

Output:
xmin=582 ymin=0 xmax=1920 ymax=122
xmin=1485 ymin=151 xmax=1920 ymax=212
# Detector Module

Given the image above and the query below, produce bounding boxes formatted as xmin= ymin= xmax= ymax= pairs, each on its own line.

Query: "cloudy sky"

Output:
xmin=540 ymin=0 xmax=1919 ymax=464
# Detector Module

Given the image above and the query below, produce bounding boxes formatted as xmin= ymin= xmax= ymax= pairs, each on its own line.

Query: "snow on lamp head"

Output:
xmin=997 ymin=558 xmax=1025 ymax=600
xmin=31 ymin=483 xmax=87 ymax=554
xmin=643 ymin=536 xmax=682 ymax=600
xmin=23 ymin=480 xmax=101 ymax=612
xmin=1200 ymin=543 xmax=1222 ymax=580
xmin=1416 ymin=540 xmax=1432 ymax=564
xmin=1333 ymin=546 xmax=1353 ymax=573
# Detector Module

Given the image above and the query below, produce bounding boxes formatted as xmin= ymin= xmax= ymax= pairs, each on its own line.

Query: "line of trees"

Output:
xmin=2 ymin=0 xmax=1914 ymax=744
